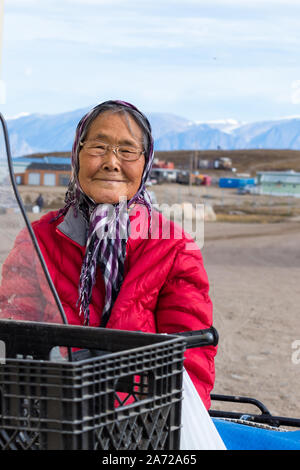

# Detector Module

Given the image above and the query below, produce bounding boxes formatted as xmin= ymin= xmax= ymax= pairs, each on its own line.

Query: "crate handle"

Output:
xmin=175 ymin=326 xmax=218 ymax=348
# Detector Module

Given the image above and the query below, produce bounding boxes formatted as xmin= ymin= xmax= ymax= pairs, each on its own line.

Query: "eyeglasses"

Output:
xmin=80 ymin=139 xmax=144 ymax=162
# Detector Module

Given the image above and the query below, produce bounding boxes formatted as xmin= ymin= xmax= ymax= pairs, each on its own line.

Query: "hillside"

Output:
xmin=155 ymin=148 xmax=300 ymax=175
xmin=23 ymin=148 xmax=300 ymax=176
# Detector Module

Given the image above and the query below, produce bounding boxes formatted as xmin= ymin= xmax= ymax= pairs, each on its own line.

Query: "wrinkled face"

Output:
xmin=78 ymin=111 xmax=145 ymax=204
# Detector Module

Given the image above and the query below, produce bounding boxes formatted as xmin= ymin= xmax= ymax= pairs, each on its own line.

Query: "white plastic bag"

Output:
xmin=180 ymin=368 xmax=226 ymax=450
xmin=32 ymin=205 xmax=40 ymax=213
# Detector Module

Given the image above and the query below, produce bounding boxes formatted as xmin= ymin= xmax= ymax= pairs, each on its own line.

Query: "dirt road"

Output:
xmin=202 ymin=220 xmax=300 ymax=421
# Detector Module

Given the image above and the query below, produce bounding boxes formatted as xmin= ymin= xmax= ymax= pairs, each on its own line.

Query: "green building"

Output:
xmin=257 ymin=171 xmax=300 ymax=197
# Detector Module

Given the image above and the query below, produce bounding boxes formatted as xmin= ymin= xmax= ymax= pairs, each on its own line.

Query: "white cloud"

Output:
xmin=188 ymin=0 xmax=300 ymax=4
xmin=0 ymin=80 xmax=6 ymax=104
xmin=7 ymin=2 xmax=300 ymax=54
xmin=291 ymin=80 xmax=300 ymax=104
xmin=64 ymin=0 xmax=124 ymax=3
xmin=24 ymin=66 xmax=32 ymax=76
xmin=4 ymin=0 xmax=300 ymax=120
xmin=5 ymin=0 xmax=40 ymax=4
xmin=63 ymin=0 xmax=300 ymax=4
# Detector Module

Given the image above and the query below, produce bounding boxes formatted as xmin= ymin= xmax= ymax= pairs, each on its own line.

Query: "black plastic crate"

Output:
xmin=0 ymin=320 xmax=186 ymax=450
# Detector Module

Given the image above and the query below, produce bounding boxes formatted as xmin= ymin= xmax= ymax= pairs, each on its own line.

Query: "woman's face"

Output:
xmin=78 ymin=111 xmax=145 ymax=204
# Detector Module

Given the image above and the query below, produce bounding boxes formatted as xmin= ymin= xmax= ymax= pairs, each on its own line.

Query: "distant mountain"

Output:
xmin=5 ymin=107 xmax=300 ymax=157
xmin=238 ymin=118 xmax=300 ymax=149
xmin=146 ymin=113 xmax=191 ymax=140
xmin=230 ymin=118 xmax=300 ymax=149
xmin=6 ymin=107 xmax=89 ymax=156
xmin=155 ymin=116 xmax=300 ymax=151
xmin=155 ymin=123 xmax=236 ymax=150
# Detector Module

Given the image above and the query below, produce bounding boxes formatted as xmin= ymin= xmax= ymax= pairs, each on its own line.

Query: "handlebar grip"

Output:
xmin=176 ymin=326 xmax=219 ymax=348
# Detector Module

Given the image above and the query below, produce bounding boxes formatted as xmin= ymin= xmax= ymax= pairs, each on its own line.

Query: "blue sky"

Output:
xmin=2 ymin=0 xmax=300 ymax=122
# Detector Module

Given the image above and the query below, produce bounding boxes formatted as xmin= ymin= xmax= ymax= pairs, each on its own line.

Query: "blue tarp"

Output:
xmin=219 ymin=177 xmax=255 ymax=188
xmin=213 ymin=419 xmax=300 ymax=450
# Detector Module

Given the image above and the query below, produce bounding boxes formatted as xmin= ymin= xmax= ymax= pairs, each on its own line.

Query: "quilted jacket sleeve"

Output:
xmin=0 ymin=227 xmax=62 ymax=324
xmin=155 ymin=238 xmax=216 ymax=410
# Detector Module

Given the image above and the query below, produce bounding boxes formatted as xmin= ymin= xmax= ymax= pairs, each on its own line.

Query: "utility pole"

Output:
xmin=189 ymin=152 xmax=193 ymax=190
xmin=0 ymin=0 xmax=5 ymax=104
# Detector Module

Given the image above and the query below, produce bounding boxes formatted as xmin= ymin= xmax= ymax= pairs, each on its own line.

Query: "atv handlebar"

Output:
xmin=175 ymin=326 xmax=219 ymax=348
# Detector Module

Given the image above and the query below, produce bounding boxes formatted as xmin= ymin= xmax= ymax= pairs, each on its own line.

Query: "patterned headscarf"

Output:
xmin=56 ymin=100 xmax=154 ymax=326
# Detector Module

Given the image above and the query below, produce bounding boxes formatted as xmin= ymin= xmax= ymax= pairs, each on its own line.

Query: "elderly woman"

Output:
xmin=0 ymin=100 xmax=216 ymax=409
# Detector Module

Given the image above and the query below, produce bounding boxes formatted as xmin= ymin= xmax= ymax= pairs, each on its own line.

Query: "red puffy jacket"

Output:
xmin=0 ymin=205 xmax=216 ymax=409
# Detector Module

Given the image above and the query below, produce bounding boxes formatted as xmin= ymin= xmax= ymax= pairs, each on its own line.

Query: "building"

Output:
xmin=256 ymin=171 xmax=300 ymax=197
xmin=150 ymin=168 xmax=180 ymax=184
xmin=198 ymin=159 xmax=214 ymax=169
xmin=13 ymin=156 xmax=71 ymax=187
xmin=152 ymin=158 xmax=175 ymax=169
xmin=213 ymin=157 xmax=232 ymax=170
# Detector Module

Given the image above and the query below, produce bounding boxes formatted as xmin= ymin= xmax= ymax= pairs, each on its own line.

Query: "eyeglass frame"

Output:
xmin=79 ymin=139 xmax=145 ymax=162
